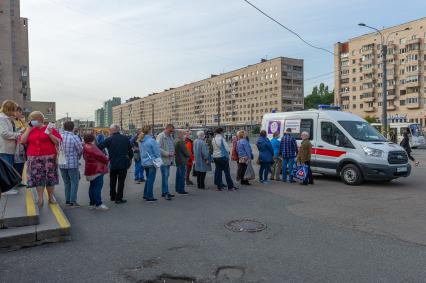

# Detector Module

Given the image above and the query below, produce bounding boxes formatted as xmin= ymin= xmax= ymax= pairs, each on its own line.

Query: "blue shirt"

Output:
xmin=280 ymin=134 xmax=298 ymax=158
xmin=59 ymin=131 xmax=83 ymax=169
xmin=270 ymin=137 xmax=280 ymax=157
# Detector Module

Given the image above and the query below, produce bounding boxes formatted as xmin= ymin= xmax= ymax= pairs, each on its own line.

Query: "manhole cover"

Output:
xmin=225 ymin=219 xmax=266 ymax=233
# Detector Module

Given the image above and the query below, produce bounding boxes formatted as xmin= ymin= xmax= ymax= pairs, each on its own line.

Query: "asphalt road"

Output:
xmin=1 ymin=148 xmax=426 ymax=282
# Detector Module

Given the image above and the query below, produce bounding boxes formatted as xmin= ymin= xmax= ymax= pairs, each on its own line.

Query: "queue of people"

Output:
xmin=0 ymin=99 xmax=315 ymax=211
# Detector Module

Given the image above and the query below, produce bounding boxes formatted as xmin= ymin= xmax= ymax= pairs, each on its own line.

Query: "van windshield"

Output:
xmin=338 ymin=121 xmax=387 ymax=142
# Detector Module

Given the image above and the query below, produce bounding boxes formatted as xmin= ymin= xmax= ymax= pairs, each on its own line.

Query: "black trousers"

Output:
xmin=303 ymin=161 xmax=314 ymax=185
xmin=237 ymin=162 xmax=248 ymax=183
xmin=196 ymin=172 xmax=206 ymax=188
xmin=110 ymin=169 xmax=127 ymax=201
xmin=407 ymin=152 xmax=415 ymax=162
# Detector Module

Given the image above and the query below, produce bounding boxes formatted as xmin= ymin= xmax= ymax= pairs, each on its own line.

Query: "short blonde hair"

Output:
xmin=28 ymin=111 xmax=45 ymax=122
xmin=237 ymin=130 xmax=245 ymax=139
xmin=0 ymin=100 xmax=18 ymax=116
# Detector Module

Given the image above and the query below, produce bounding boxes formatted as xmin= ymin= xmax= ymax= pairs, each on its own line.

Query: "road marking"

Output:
xmin=25 ymin=189 xmax=36 ymax=217
xmin=44 ymin=191 xmax=70 ymax=229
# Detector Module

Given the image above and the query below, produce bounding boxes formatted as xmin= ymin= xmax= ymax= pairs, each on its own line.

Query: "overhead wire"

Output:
xmin=242 ymin=0 xmax=336 ymax=57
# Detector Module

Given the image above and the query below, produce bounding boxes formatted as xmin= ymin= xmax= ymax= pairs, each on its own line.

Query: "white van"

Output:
xmin=261 ymin=110 xmax=411 ymax=185
xmin=371 ymin=122 xmax=425 ymax=148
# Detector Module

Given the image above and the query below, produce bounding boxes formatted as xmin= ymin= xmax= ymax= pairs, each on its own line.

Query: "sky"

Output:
xmin=21 ymin=0 xmax=426 ymax=120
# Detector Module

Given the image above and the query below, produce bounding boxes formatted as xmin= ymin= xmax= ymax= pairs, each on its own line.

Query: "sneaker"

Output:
xmin=2 ymin=189 xmax=18 ymax=196
xmin=186 ymin=180 xmax=194 ymax=185
xmin=163 ymin=194 xmax=172 ymax=201
xmin=140 ymin=179 xmax=146 ymax=182
xmin=115 ymin=199 xmax=127 ymax=204
xmin=96 ymin=204 xmax=109 ymax=211
xmin=88 ymin=205 xmax=96 ymax=210
xmin=66 ymin=201 xmax=72 ymax=206
xmin=146 ymin=198 xmax=158 ymax=202
xmin=69 ymin=202 xmax=81 ymax=208
xmin=135 ymin=180 xmax=141 ymax=184
xmin=177 ymin=191 xmax=189 ymax=195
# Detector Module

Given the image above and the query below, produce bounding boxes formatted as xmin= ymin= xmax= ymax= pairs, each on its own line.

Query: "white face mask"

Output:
xmin=30 ymin=120 xmax=41 ymax=127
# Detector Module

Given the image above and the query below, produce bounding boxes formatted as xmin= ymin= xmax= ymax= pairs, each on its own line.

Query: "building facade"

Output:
xmin=113 ymin=57 xmax=304 ymax=132
xmin=335 ymin=17 xmax=426 ymax=126
xmin=103 ymin=97 xmax=121 ymax=127
xmin=95 ymin=108 xmax=105 ymax=128
xmin=0 ymin=0 xmax=30 ymax=105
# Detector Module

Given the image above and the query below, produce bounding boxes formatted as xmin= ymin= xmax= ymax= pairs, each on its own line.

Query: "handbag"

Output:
xmin=57 ymin=142 xmax=67 ymax=166
xmin=147 ymin=152 xmax=163 ymax=168
xmin=0 ymin=157 xmax=21 ymax=193
xmin=244 ymin=160 xmax=256 ymax=181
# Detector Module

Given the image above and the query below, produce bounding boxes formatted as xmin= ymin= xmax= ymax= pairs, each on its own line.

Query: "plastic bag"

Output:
xmin=244 ymin=160 xmax=256 ymax=181
xmin=294 ymin=165 xmax=308 ymax=183
xmin=0 ymin=157 xmax=21 ymax=193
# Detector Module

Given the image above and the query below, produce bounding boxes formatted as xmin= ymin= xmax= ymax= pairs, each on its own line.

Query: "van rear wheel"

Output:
xmin=341 ymin=164 xmax=363 ymax=186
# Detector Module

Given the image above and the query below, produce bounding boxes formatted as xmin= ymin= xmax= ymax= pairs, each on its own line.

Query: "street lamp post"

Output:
xmin=358 ymin=23 xmax=410 ymax=138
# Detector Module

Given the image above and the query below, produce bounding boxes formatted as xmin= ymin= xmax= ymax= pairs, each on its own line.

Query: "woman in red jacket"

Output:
xmin=83 ymin=133 xmax=109 ymax=211
xmin=185 ymin=130 xmax=195 ymax=186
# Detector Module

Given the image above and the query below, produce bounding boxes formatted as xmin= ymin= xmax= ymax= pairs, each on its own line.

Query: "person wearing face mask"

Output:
xmin=20 ymin=111 xmax=62 ymax=207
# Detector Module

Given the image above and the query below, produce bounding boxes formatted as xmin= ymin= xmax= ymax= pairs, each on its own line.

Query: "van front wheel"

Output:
xmin=341 ymin=164 xmax=363 ymax=185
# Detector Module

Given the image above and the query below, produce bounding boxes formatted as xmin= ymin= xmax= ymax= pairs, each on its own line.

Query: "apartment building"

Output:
xmin=95 ymin=108 xmax=105 ymax=128
xmin=113 ymin=57 xmax=304 ymax=132
xmin=335 ymin=17 xmax=426 ymax=126
xmin=0 ymin=0 xmax=30 ymax=105
xmin=103 ymin=97 xmax=121 ymax=127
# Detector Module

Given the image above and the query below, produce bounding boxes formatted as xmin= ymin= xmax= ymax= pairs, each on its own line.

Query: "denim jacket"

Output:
xmin=140 ymin=134 xmax=161 ymax=167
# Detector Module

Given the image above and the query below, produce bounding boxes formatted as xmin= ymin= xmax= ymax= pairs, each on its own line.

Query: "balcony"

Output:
xmin=404 ymin=80 xmax=420 ymax=88
xmin=362 ymin=95 xmax=376 ymax=102
xmin=386 ymin=94 xmax=396 ymax=101
xmin=407 ymin=102 xmax=420 ymax=109
xmin=387 ymin=105 xmax=396 ymax=111
xmin=364 ymin=106 xmax=376 ymax=112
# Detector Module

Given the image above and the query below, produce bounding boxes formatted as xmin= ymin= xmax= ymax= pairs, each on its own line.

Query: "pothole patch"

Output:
xmin=144 ymin=274 xmax=196 ymax=283
xmin=225 ymin=219 xmax=266 ymax=233
xmin=215 ymin=266 xmax=245 ymax=281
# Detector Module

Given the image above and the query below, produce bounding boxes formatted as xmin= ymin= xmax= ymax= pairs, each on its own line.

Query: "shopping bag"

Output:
xmin=244 ymin=160 xmax=256 ymax=181
xmin=294 ymin=165 xmax=308 ymax=183
xmin=57 ymin=142 xmax=67 ymax=166
xmin=0 ymin=157 xmax=21 ymax=193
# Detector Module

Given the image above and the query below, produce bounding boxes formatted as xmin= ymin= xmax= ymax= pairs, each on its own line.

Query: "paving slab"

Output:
xmin=0 ymin=188 xmax=39 ymax=228
xmin=0 ymin=224 xmax=36 ymax=248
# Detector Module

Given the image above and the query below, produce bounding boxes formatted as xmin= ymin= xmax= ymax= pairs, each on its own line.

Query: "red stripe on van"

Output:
xmin=313 ymin=148 xmax=346 ymax=157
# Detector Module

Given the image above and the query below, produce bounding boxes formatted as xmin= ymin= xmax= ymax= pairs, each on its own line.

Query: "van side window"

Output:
xmin=290 ymin=119 xmax=314 ymax=140
xmin=321 ymin=122 xmax=353 ymax=148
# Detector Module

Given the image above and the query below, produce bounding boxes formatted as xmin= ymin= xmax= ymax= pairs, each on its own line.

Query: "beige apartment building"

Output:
xmin=335 ymin=17 xmax=426 ymax=126
xmin=113 ymin=57 xmax=304 ymax=132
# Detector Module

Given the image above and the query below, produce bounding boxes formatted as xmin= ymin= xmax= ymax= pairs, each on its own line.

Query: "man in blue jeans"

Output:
xmin=157 ymin=124 xmax=175 ymax=200
xmin=279 ymin=128 xmax=298 ymax=183
xmin=59 ymin=121 xmax=83 ymax=207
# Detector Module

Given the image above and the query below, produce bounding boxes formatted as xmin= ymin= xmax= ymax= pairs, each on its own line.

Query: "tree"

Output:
xmin=304 ymin=84 xmax=334 ymax=109
xmin=251 ymin=125 xmax=260 ymax=135
xmin=364 ymin=116 xmax=377 ymax=124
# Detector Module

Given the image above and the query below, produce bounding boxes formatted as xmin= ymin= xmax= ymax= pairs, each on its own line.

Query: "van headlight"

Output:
xmin=361 ymin=146 xmax=384 ymax=158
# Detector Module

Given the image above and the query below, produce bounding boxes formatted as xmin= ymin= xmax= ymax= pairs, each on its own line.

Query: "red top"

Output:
xmin=185 ymin=138 xmax=194 ymax=166
xmin=83 ymin=143 xmax=109 ymax=176
xmin=25 ymin=126 xmax=62 ymax=157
